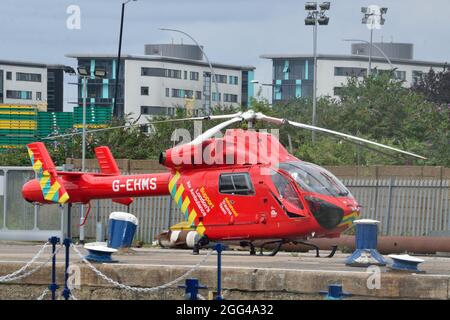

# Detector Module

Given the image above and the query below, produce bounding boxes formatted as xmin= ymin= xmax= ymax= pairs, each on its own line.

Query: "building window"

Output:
xmin=213 ymin=74 xmax=227 ymax=84
xmin=184 ymin=71 xmax=188 ymax=80
xmin=412 ymin=70 xmax=423 ymax=86
xmin=394 ymin=70 xmax=406 ymax=81
xmin=6 ymin=90 xmax=32 ymax=100
xmin=141 ymin=67 xmax=166 ymax=77
xmin=184 ymin=90 xmax=194 ymax=99
xmin=190 ymin=71 xmax=199 ymax=81
xmin=334 ymin=67 xmax=367 ymax=77
xmin=212 ymin=92 xmax=222 ymax=101
xmin=166 ymin=69 xmax=182 ymax=79
xmin=6 ymin=72 xmax=12 ymax=80
xmin=141 ymin=86 xmax=149 ymax=95
xmin=224 ymin=93 xmax=238 ymax=103
xmin=16 ymin=72 xmax=42 ymax=82
xmin=171 ymin=89 xmax=194 ymax=98
xmin=36 ymin=92 xmax=42 ymax=100
xmin=196 ymin=91 xmax=202 ymax=99
xmin=165 ymin=88 xmax=170 ymax=97
xmin=141 ymin=106 xmax=167 ymax=115
xmin=228 ymin=75 xmax=239 ymax=85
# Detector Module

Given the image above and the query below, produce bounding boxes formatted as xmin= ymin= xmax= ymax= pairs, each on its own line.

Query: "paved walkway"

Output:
xmin=0 ymin=242 xmax=449 ymax=275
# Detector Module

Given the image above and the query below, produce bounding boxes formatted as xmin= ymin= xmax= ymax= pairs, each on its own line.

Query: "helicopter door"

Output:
xmin=271 ymin=171 xmax=305 ymax=218
xmin=217 ymin=171 xmax=256 ymax=224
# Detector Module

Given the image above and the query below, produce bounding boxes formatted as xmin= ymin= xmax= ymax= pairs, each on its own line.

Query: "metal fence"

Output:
xmin=343 ymin=178 xmax=450 ymax=237
xmin=0 ymin=166 xmax=449 ymax=241
xmin=70 ymin=196 xmax=181 ymax=244
xmin=0 ymin=167 xmax=63 ymax=241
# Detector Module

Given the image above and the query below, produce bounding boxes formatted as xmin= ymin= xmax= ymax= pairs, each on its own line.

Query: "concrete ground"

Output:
xmin=0 ymin=242 xmax=449 ymax=275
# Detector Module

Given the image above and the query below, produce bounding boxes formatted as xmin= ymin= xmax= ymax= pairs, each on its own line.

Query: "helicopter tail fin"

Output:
xmin=94 ymin=146 xmax=121 ymax=175
xmin=94 ymin=146 xmax=133 ymax=206
xmin=26 ymin=142 xmax=70 ymax=204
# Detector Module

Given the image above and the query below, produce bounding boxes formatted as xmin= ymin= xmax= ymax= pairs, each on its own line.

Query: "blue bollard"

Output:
xmin=214 ymin=243 xmax=226 ymax=300
xmin=388 ymin=254 xmax=425 ymax=273
xmin=62 ymin=238 xmax=72 ymax=300
xmin=48 ymin=236 xmax=60 ymax=301
xmin=179 ymin=278 xmax=207 ymax=300
xmin=346 ymin=219 xmax=387 ymax=267
xmin=320 ymin=284 xmax=352 ymax=300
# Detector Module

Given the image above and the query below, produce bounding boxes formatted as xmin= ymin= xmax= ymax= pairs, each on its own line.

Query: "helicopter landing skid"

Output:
xmin=292 ymin=241 xmax=338 ymax=258
xmin=239 ymin=241 xmax=257 ymax=255
xmin=259 ymin=240 xmax=284 ymax=256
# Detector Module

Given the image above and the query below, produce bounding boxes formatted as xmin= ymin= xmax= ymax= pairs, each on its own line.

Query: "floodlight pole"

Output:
xmin=312 ymin=16 xmax=318 ymax=143
xmin=113 ymin=0 xmax=136 ymax=118
xmin=80 ymin=75 xmax=87 ymax=243
xmin=368 ymin=28 xmax=373 ymax=76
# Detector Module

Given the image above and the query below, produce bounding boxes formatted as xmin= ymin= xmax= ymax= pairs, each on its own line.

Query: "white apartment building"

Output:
xmin=67 ymin=44 xmax=255 ymax=123
xmin=261 ymin=43 xmax=447 ymax=102
xmin=0 ymin=60 xmax=66 ymax=111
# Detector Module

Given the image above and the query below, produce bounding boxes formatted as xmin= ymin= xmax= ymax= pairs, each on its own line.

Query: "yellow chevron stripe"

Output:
xmin=196 ymin=222 xmax=205 ymax=236
xmin=181 ymin=197 xmax=191 ymax=214
xmin=188 ymin=209 xmax=197 ymax=225
xmin=337 ymin=212 xmax=360 ymax=228
xmin=174 ymin=184 xmax=185 ymax=203
xmin=39 ymin=174 xmax=50 ymax=189
xmin=44 ymin=181 xmax=61 ymax=201
xmin=168 ymin=171 xmax=181 ymax=192
xmin=59 ymin=192 xmax=69 ymax=204
xmin=27 ymin=147 xmax=34 ymax=160
xmin=33 ymin=160 xmax=42 ymax=173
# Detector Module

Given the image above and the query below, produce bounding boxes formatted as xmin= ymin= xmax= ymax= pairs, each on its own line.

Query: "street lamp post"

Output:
xmin=113 ymin=0 xmax=137 ymax=118
xmin=305 ymin=2 xmax=330 ymax=143
xmin=361 ymin=6 xmax=388 ymax=76
xmin=159 ymin=28 xmax=220 ymax=115
xmin=76 ymin=66 xmax=107 ymax=243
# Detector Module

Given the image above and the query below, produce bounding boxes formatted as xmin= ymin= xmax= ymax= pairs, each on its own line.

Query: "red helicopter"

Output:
xmin=22 ymin=110 xmax=425 ymax=255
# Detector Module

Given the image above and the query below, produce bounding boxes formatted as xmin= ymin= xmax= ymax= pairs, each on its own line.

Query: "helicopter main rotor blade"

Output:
xmin=40 ymin=113 xmax=242 ymax=140
xmin=188 ymin=115 xmax=244 ymax=145
xmin=256 ymin=113 xmax=427 ymax=160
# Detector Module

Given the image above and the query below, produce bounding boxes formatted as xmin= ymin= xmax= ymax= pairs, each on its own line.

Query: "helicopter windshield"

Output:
xmin=279 ymin=161 xmax=353 ymax=198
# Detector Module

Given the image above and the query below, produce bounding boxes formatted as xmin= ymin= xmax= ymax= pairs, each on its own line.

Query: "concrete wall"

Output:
xmin=1 ymin=262 xmax=449 ymax=300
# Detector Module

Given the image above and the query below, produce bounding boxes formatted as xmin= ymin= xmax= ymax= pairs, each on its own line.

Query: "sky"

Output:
xmin=1 ymin=0 xmax=449 ymax=110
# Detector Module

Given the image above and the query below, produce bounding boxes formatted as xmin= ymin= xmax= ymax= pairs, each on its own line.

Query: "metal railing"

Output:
xmin=343 ymin=178 xmax=450 ymax=236
xmin=0 ymin=167 xmax=63 ymax=241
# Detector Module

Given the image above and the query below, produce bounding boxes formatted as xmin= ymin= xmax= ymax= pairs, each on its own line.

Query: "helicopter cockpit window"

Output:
xmin=219 ymin=173 xmax=254 ymax=195
xmin=271 ymin=172 xmax=303 ymax=210
xmin=279 ymin=161 xmax=353 ymax=198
